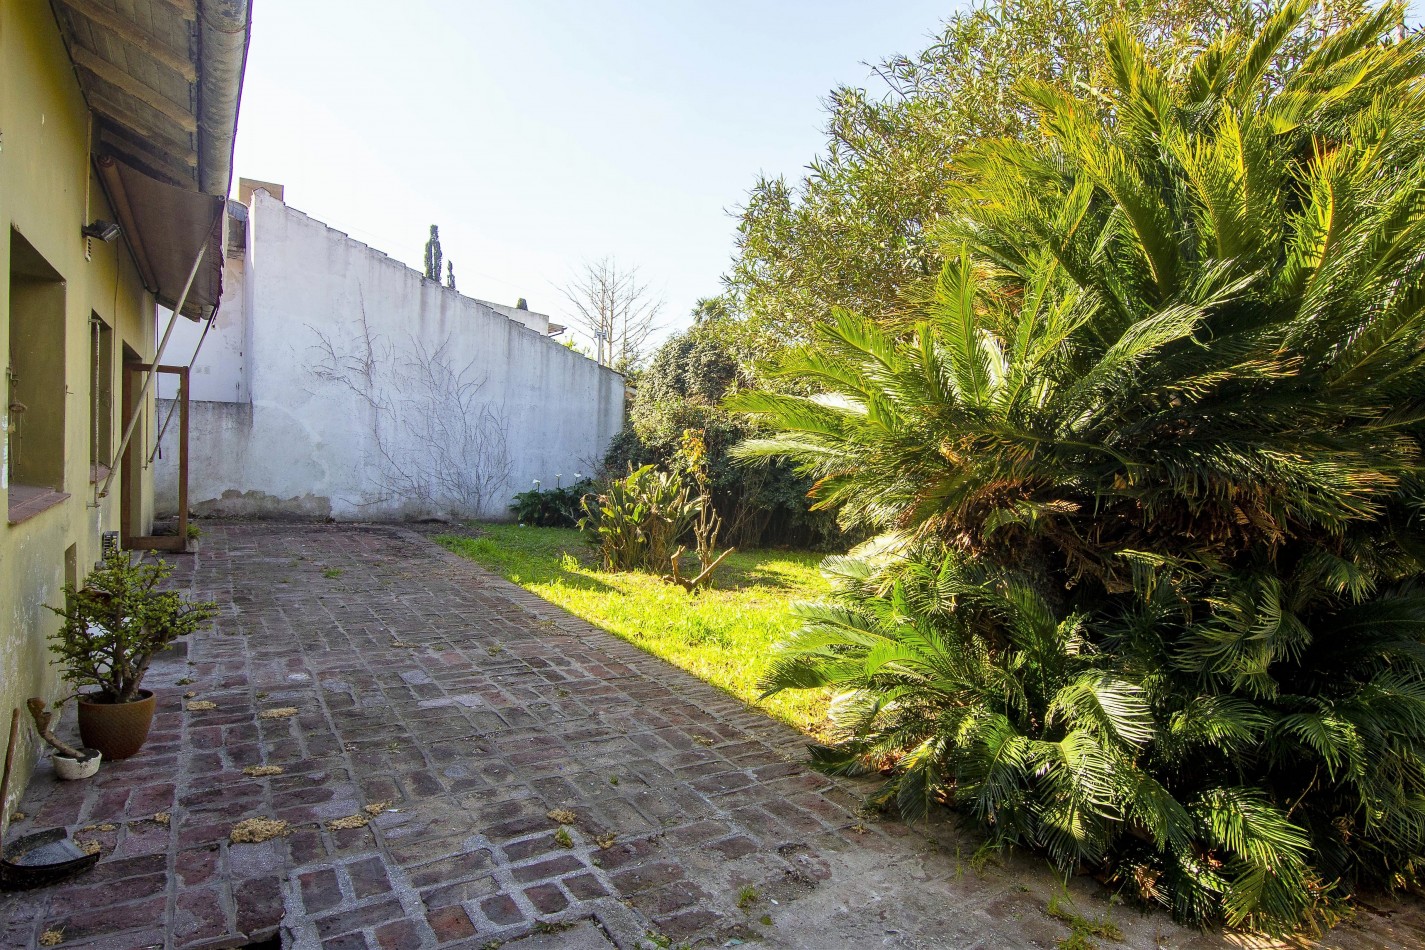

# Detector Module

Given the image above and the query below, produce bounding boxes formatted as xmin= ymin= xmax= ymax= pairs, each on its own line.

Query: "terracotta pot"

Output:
xmin=53 ymin=749 xmax=102 ymax=780
xmin=77 ymin=690 xmax=156 ymax=761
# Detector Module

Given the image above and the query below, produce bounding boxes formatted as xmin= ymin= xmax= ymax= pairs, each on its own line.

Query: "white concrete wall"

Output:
xmin=479 ymin=299 xmax=549 ymax=334
xmin=155 ymin=191 xmax=624 ymax=521
xmin=155 ymin=250 xmax=248 ymax=403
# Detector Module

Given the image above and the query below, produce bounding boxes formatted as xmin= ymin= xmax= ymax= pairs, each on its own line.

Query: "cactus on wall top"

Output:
xmin=516 ymin=297 xmax=529 ymax=310
xmin=424 ymin=225 xmax=442 ymax=281
xmin=446 ymin=260 xmax=457 ymax=291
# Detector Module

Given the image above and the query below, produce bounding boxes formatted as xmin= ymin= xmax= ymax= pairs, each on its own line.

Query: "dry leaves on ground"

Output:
xmin=547 ymin=808 xmax=577 ymax=825
xmin=186 ymin=700 xmax=217 ymax=711
xmin=243 ymin=765 xmax=285 ymax=777
xmin=258 ymin=707 xmax=298 ymax=720
xmin=230 ymin=817 xmax=290 ymax=843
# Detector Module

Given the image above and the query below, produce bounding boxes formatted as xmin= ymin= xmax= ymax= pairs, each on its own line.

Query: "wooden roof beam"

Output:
xmin=97 ymin=146 xmax=188 ymax=190
xmin=151 ymin=0 xmax=197 ymax=22
xmin=87 ymin=89 xmax=196 ymax=158
xmin=71 ymin=46 xmax=196 ymax=133
xmin=98 ymin=121 xmax=198 ymax=170
xmin=97 ymin=132 xmax=199 ymax=193
xmin=57 ymin=0 xmax=197 ymax=83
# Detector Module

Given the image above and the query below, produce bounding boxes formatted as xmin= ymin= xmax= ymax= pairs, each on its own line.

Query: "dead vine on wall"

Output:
xmin=309 ymin=303 xmax=511 ymax=516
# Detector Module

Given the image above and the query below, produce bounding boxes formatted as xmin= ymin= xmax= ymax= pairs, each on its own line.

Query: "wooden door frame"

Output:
xmin=120 ymin=362 xmax=188 ymax=552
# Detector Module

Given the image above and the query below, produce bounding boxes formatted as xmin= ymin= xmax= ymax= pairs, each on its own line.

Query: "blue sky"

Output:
xmin=232 ymin=2 xmax=1425 ymax=350
xmin=230 ymin=1 xmax=955 ymax=347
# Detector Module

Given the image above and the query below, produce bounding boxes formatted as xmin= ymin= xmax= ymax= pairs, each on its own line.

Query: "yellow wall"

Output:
xmin=1 ymin=0 xmax=157 ymax=826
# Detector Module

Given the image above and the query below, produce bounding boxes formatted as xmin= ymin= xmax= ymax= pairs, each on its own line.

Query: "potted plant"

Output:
xmin=46 ymin=550 xmax=217 ymax=760
xmin=25 ymin=698 xmax=100 ymax=780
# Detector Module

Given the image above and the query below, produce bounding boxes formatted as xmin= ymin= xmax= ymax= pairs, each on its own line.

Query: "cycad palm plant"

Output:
xmin=732 ymin=1 xmax=1425 ymax=932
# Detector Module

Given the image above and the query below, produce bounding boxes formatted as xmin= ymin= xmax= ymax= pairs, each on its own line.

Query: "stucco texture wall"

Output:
xmin=157 ymin=192 xmax=624 ymax=521
xmin=1 ymin=0 xmax=157 ymax=826
xmin=156 ymin=253 xmax=248 ymax=404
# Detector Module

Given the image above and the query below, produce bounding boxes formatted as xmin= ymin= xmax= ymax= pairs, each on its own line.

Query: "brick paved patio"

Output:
xmin=3 ymin=523 xmax=1424 ymax=949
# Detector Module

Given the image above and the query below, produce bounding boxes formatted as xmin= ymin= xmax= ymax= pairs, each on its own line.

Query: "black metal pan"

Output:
xmin=0 ymin=709 xmax=99 ymax=891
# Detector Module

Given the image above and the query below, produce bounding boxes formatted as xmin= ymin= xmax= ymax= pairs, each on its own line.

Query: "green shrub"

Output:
xmin=47 ymin=550 xmax=218 ymax=704
xmin=511 ymin=479 xmax=594 ymax=527
xmin=609 ymin=314 xmax=840 ymax=549
xmin=738 ymin=2 xmax=1425 ymax=933
xmin=579 ymin=465 xmax=701 ymax=572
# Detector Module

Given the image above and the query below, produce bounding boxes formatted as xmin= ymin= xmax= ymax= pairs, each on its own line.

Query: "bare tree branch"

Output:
xmin=560 ymin=257 xmax=663 ymax=371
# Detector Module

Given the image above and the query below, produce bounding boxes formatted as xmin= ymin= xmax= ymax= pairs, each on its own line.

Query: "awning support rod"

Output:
xmin=99 ymin=241 xmax=206 ymax=499
xmin=148 ymin=303 xmax=219 ymax=464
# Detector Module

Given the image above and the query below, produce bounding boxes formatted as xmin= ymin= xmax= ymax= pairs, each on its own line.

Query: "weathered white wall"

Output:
xmin=156 ymin=251 xmax=248 ymax=403
xmin=481 ymin=299 xmax=549 ymax=334
xmin=156 ymin=191 xmax=624 ymax=520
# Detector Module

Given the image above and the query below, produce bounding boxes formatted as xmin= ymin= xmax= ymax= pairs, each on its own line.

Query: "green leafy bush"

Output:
xmin=737 ymin=2 xmax=1425 ymax=933
xmin=579 ymin=465 xmax=701 ymax=572
xmin=47 ymin=550 xmax=218 ymax=704
xmin=608 ymin=310 xmax=841 ymax=549
xmin=511 ymin=479 xmax=594 ymax=527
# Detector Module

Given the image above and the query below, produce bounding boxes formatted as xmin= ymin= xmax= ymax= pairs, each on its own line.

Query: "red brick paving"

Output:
xmin=3 ymin=523 xmax=1423 ymax=949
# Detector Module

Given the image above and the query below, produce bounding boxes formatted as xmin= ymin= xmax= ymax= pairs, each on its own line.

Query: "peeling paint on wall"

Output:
xmin=193 ymin=488 xmax=332 ymax=520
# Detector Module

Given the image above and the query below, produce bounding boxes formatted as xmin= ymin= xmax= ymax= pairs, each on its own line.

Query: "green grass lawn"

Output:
xmin=436 ymin=523 xmax=832 ymax=735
